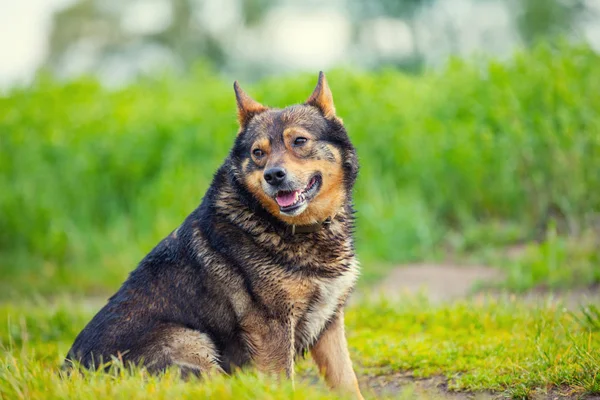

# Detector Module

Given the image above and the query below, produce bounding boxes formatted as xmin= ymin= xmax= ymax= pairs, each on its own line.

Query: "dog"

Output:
xmin=65 ymin=72 xmax=363 ymax=399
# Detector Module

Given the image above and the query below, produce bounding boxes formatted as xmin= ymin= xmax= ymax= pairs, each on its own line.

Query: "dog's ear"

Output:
xmin=234 ymin=81 xmax=267 ymax=130
xmin=305 ymin=71 xmax=336 ymax=119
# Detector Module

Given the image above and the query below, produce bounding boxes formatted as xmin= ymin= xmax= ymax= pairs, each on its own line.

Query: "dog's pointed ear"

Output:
xmin=305 ymin=71 xmax=336 ymax=119
xmin=234 ymin=81 xmax=267 ymax=129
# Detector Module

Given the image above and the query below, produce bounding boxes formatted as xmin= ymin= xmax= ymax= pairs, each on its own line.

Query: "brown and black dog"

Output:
xmin=65 ymin=72 xmax=363 ymax=398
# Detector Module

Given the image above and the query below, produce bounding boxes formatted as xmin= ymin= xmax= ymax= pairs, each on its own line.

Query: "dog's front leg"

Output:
xmin=311 ymin=310 xmax=363 ymax=399
xmin=246 ymin=317 xmax=295 ymax=382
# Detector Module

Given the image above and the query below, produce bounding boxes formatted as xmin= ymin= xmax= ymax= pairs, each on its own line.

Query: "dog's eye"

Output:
xmin=252 ymin=149 xmax=264 ymax=158
xmin=293 ymin=137 xmax=308 ymax=146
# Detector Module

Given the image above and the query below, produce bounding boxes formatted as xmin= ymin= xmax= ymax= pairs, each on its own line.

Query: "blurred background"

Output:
xmin=3 ymin=0 xmax=600 ymax=87
xmin=1 ymin=0 xmax=599 ymax=299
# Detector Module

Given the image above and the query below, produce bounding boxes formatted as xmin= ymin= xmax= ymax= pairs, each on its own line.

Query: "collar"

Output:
xmin=285 ymin=217 xmax=332 ymax=235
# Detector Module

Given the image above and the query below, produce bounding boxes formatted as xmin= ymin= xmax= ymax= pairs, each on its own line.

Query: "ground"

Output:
xmin=1 ymin=262 xmax=599 ymax=399
xmin=357 ymin=263 xmax=600 ymax=399
xmin=371 ymin=264 xmax=505 ymax=303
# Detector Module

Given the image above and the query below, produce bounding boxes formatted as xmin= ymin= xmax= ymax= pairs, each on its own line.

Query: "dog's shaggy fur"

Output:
xmin=66 ymin=72 xmax=363 ymax=398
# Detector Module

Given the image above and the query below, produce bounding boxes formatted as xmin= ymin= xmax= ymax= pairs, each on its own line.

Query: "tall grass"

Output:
xmin=1 ymin=43 xmax=599 ymax=295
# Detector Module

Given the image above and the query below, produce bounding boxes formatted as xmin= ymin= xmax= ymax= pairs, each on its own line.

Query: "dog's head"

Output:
xmin=231 ymin=72 xmax=358 ymax=226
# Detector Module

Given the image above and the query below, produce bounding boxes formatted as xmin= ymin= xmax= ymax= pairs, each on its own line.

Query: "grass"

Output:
xmin=350 ymin=298 xmax=600 ymax=397
xmin=1 ymin=43 xmax=600 ymax=296
xmin=1 ymin=297 xmax=598 ymax=399
xmin=459 ymin=227 xmax=600 ymax=293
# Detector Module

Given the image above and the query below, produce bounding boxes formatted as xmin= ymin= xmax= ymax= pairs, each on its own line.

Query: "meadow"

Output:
xmin=0 ymin=43 xmax=599 ymax=398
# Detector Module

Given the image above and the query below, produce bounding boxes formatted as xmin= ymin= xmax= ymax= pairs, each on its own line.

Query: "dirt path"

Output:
xmin=301 ymin=369 xmax=600 ymax=399
xmin=364 ymin=373 xmax=600 ymax=399
xmin=362 ymin=373 xmax=495 ymax=399
xmin=367 ymin=262 xmax=600 ymax=308
xmin=372 ymin=263 xmax=505 ymax=303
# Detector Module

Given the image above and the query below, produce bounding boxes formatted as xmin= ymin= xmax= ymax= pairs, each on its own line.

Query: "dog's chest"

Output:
xmin=293 ymin=265 xmax=358 ymax=350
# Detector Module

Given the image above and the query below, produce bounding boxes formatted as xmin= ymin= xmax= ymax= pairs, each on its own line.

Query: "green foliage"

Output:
xmin=511 ymin=0 xmax=588 ymax=45
xmin=499 ymin=227 xmax=600 ymax=292
xmin=1 ymin=43 xmax=600 ymax=295
xmin=570 ymin=304 xmax=600 ymax=332
xmin=1 ymin=298 xmax=598 ymax=398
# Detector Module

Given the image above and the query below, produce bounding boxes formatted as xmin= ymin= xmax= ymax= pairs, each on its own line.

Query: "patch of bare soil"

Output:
xmin=362 ymin=373 xmax=495 ymax=399
xmin=371 ymin=263 xmax=505 ymax=303
xmin=366 ymin=263 xmax=600 ymax=308
xmin=481 ymin=286 xmax=600 ymax=309
xmin=361 ymin=373 xmax=600 ymax=399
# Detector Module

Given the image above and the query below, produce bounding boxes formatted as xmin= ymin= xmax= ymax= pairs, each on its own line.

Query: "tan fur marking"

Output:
xmin=282 ymin=127 xmax=314 ymax=143
xmin=241 ymin=158 xmax=250 ymax=171
xmin=290 ymin=151 xmax=345 ymax=225
xmin=241 ymin=312 xmax=295 ymax=378
xmin=311 ymin=311 xmax=363 ymax=399
xmin=243 ymin=169 xmax=283 ymax=218
xmin=242 ymin=147 xmax=345 ymax=226
xmin=250 ymin=137 xmax=271 ymax=166
xmin=279 ymin=276 xmax=317 ymax=323
xmin=253 ymin=137 xmax=270 ymax=152
xmin=166 ymin=326 xmax=224 ymax=376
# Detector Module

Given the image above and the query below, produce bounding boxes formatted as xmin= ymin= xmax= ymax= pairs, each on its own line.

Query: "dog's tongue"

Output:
xmin=276 ymin=190 xmax=299 ymax=208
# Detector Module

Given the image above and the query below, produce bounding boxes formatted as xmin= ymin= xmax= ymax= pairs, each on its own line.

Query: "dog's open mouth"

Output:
xmin=275 ymin=175 xmax=322 ymax=214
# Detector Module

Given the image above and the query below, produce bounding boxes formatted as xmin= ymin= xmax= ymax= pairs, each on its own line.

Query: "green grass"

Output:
xmin=1 ymin=297 xmax=599 ymax=399
xmin=1 ymin=42 xmax=600 ymax=296
xmin=350 ymin=298 xmax=600 ymax=397
xmin=458 ymin=227 xmax=600 ymax=293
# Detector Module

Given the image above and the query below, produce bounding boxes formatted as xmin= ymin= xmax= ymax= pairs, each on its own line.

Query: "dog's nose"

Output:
xmin=264 ymin=167 xmax=287 ymax=186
